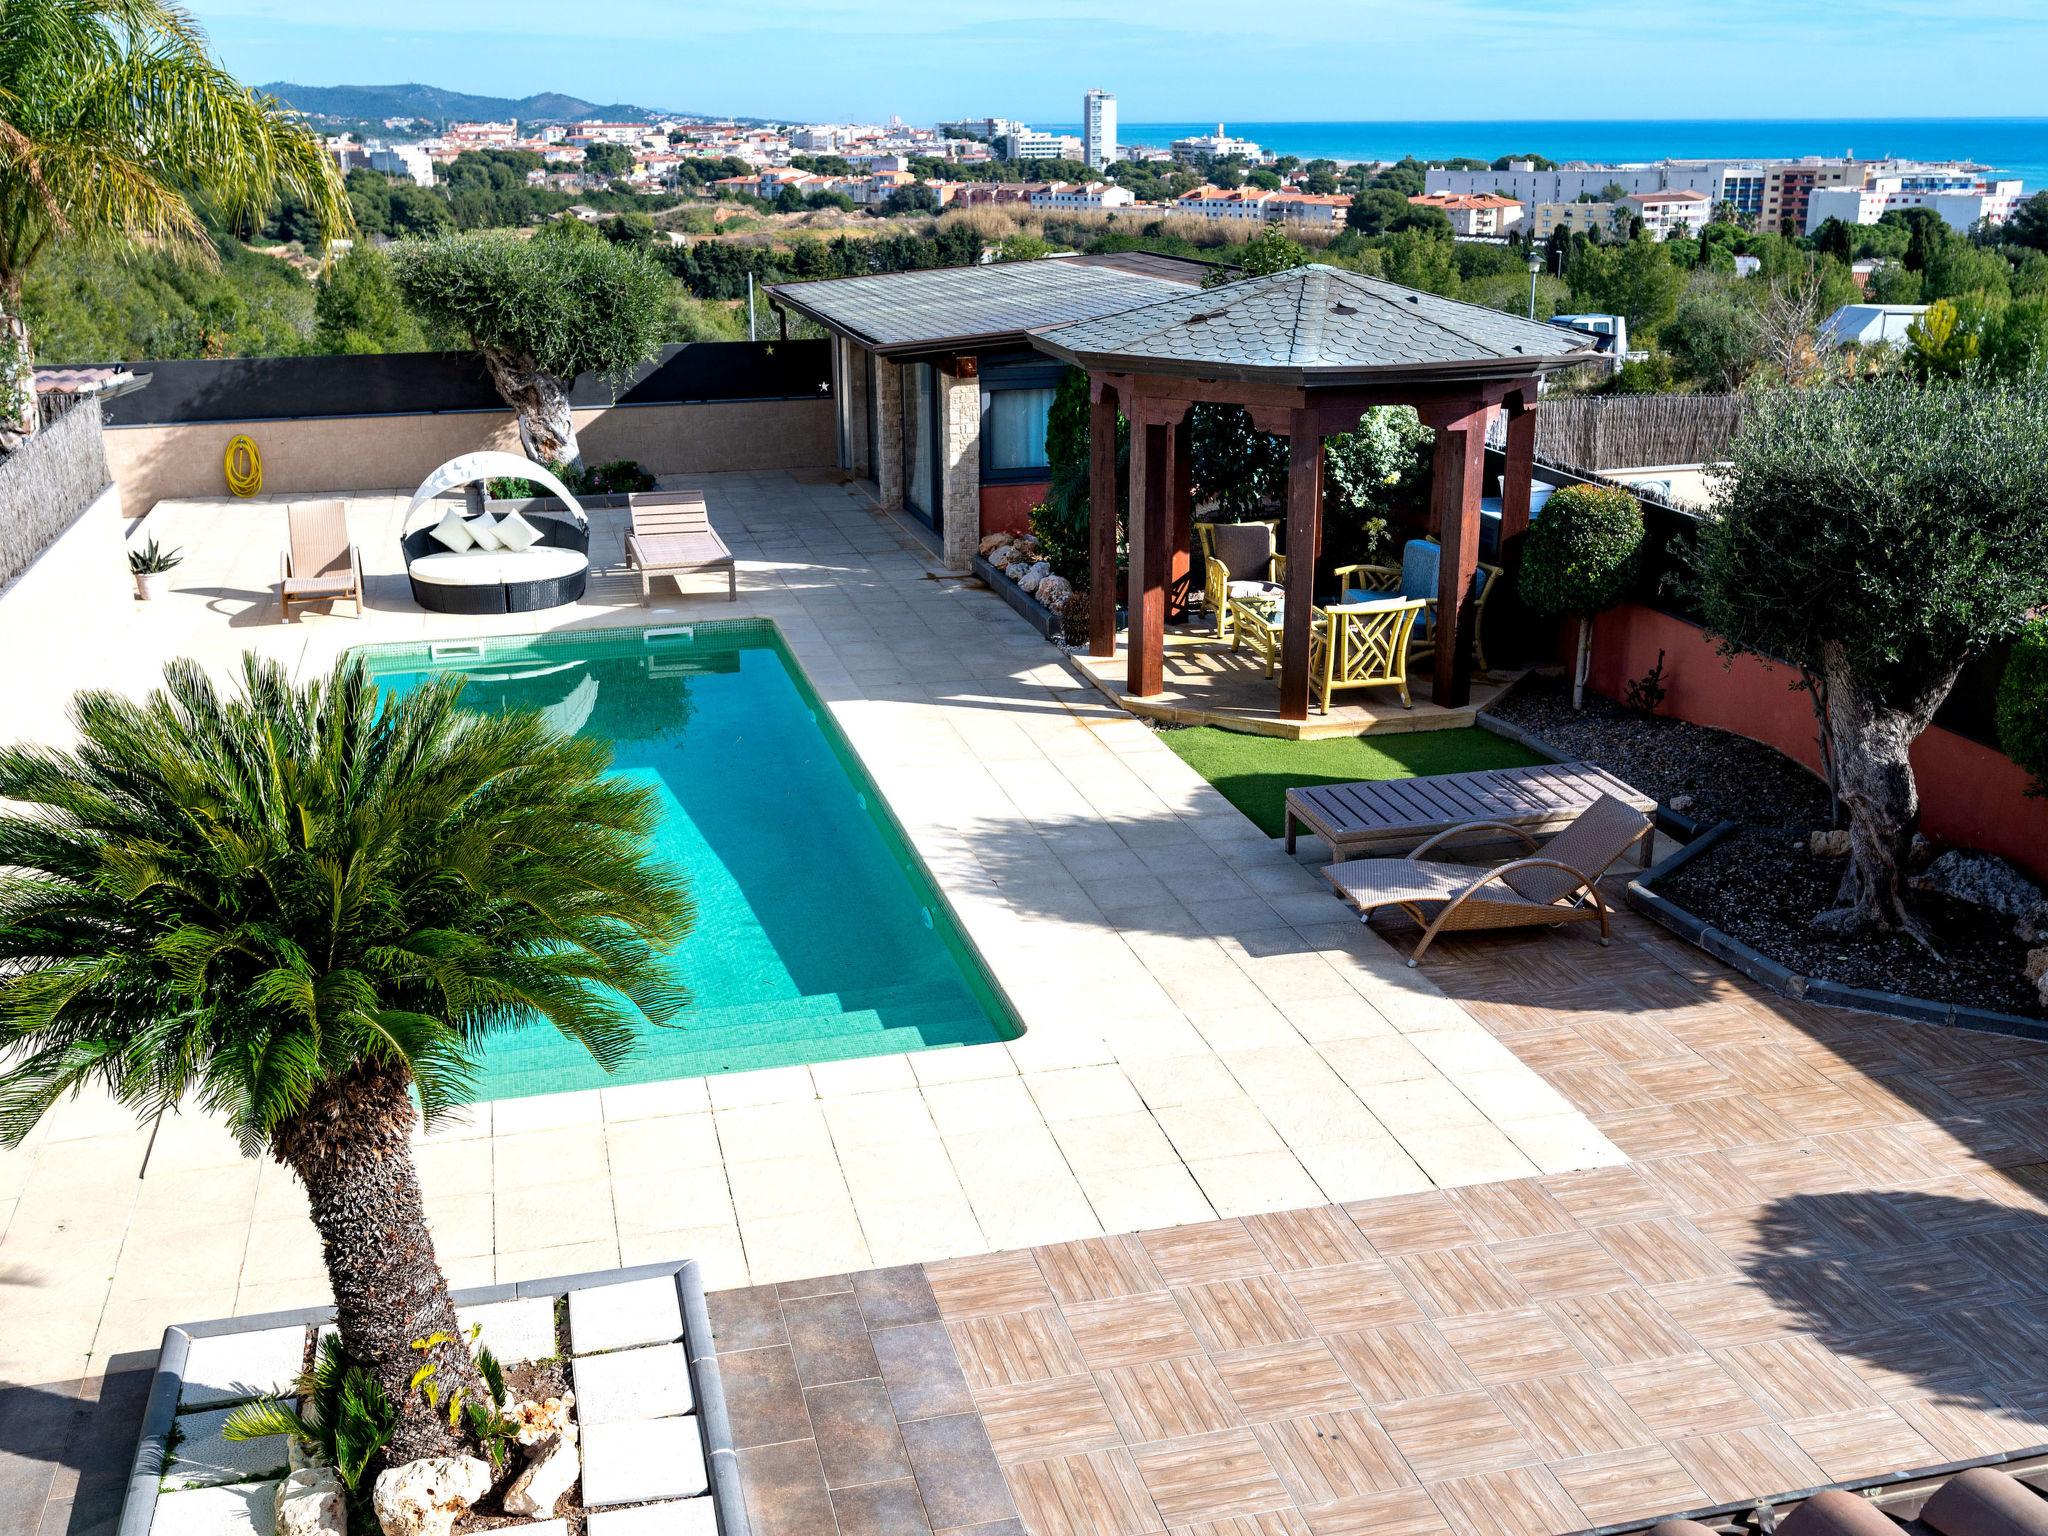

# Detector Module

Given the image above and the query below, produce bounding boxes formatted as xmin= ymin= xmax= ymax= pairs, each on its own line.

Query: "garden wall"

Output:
xmin=1587 ymin=601 xmax=2048 ymax=881
xmin=97 ymin=342 xmax=837 ymax=513
xmin=0 ymin=393 xmax=114 ymax=593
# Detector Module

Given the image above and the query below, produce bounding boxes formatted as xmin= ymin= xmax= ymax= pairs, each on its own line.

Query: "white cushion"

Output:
xmin=466 ymin=514 xmax=505 ymax=551
xmin=499 ymin=546 xmax=587 ymax=580
xmin=494 ymin=509 xmax=544 ymax=553
xmin=428 ymin=511 xmax=475 ymax=554
xmin=1227 ymin=580 xmax=1286 ymax=600
xmin=410 ymin=551 xmax=508 ymax=586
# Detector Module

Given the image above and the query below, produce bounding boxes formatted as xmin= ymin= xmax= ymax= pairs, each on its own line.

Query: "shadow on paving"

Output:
xmin=0 ymin=1354 xmax=155 ymax=1536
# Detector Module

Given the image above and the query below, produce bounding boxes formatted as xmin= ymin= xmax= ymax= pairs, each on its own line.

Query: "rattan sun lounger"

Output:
xmin=1324 ymin=792 xmax=1653 ymax=965
xmin=279 ymin=500 xmax=362 ymax=621
xmin=626 ymin=491 xmax=736 ymax=602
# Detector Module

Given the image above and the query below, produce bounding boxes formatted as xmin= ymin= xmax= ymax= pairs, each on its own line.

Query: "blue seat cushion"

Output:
xmin=1399 ymin=539 xmax=1440 ymax=601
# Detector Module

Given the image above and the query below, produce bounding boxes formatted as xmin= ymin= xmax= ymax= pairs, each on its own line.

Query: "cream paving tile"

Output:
xmin=923 ymin=1075 xmax=1045 ymax=1136
xmin=944 ymin=1124 xmax=1075 ymax=1187
xmin=909 ymin=1043 xmax=1020 ymax=1086
xmin=963 ymin=1172 xmax=1103 ymax=1251
xmin=706 ymin=1064 xmax=817 ymax=1109
xmin=808 ymin=1053 xmax=918 ymax=1097
xmin=1051 ymin=1112 xmax=1182 ymax=1175
xmin=713 ymin=1100 xmax=835 ymax=1161
xmin=611 ymin=1165 xmax=737 ymax=1234
xmin=599 ymin=1079 xmax=711 ymax=1120
xmin=495 ymin=1178 xmax=621 ymax=1246
xmin=491 ymin=1128 xmax=610 ymax=1190
xmin=1075 ymin=1161 xmax=1219 ymax=1234
xmin=606 ymin=1114 xmax=724 ymax=1172
xmin=724 ymin=1153 xmax=856 ymax=1222
xmin=1186 ymin=1151 xmax=1327 ymax=1218
xmin=1293 ymin=1137 xmax=1436 ymax=1204
xmin=618 ymin=1224 xmax=748 ymax=1288
xmin=739 ymin=1205 xmax=872 ymax=1285
xmin=820 ymin=1087 xmax=942 ymax=1148
xmin=1155 ymin=1098 xmax=1288 ymax=1162
xmin=497 ymin=1239 xmax=623 ymax=1285
xmin=856 ymin=1190 xmax=988 ymax=1267
xmin=836 ymin=1140 xmax=970 ymax=1207
xmin=492 ymin=1089 xmax=604 ymax=1134
xmin=1404 ymin=1125 xmax=1547 ymax=1189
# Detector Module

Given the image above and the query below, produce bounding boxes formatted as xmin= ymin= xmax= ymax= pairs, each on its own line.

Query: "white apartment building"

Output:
xmin=1532 ymin=202 xmax=1628 ymax=239
xmin=1083 ymin=89 xmax=1117 ymax=171
xmin=1175 ymin=186 xmax=1276 ymax=221
xmin=1268 ymin=191 xmax=1351 ymax=228
xmin=998 ymin=129 xmax=1086 ymax=162
xmin=366 ymin=145 xmax=435 ymax=186
xmin=1406 ymin=193 xmax=1524 ymax=236
xmin=445 ymin=120 xmax=521 ymax=147
xmin=1805 ymin=169 xmax=2025 ymax=233
xmin=1171 ymin=125 xmax=1269 ymax=165
xmin=1627 ymin=188 xmax=1711 ymax=238
xmin=1029 ymin=181 xmax=1137 ymax=210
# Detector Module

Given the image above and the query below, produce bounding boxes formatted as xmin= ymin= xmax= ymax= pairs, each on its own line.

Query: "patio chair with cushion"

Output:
xmin=1322 ymin=792 xmax=1652 ymax=965
xmin=1336 ymin=537 xmax=1505 ymax=671
xmin=1196 ymin=519 xmax=1288 ymax=642
xmin=626 ymin=490 xmax=736 ymax=602
xmin=1308 ymin=597 xmax=1430 ymax=713
xmin=279 ymin=500 xmax=363 ymax=621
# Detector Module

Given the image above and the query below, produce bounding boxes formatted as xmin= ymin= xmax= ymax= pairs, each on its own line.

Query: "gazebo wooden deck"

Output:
xmin=1031 ymin=263 xmax=1598 ymax=727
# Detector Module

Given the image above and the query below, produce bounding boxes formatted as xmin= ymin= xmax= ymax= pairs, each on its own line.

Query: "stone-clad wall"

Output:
xmin=937 ymin=366 xmax=981 ymax=570
xmin=0 ymin=394 xmax=112 ymax=595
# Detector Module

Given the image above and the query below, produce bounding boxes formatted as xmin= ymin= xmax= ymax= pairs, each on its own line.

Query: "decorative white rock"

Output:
xmin=1017 ymin=560 xmax=1050 ymax=593
xmin=179 ymin=1328 xmax=309 ymax=1410
xmin=371 ymin=1456 xmax=492 ymax=1536
xmin=571 ymin=1343 xmax=693 ymax=1425
xmin=457 ymin=1298 xmax=557 ymax=1366
xmin=587 ymin=1500 xmax=718 ymax=1536
xmin=566 ymin=1278 xmax=682 ymax=1355
xmin=503 ymin=1433 xmax=579 ymax=1518
xmin=1035 ymin=575 xmax=1073 ymax=610
xmin=506 ymin=1391 xmax=576 ymax=1448
xmin=580 ymin=1419 xmax=708 ymax=1507
xmin=150 ymin=1482 xmax=280 ymax=1536
xmin=274 ymin=1467 xmax=345 ymax=1536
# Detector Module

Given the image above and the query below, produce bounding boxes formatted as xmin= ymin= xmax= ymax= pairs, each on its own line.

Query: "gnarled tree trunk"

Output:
xmin=1 ymin=306 xmax=36 ymax=453
xmin=1811 ymin=641 xmax=1959 ymax=945
xmin=270 ymin=1062 xmax=485 ymax=1465
xmin=481 ymin=349 xmax=580 ymax=470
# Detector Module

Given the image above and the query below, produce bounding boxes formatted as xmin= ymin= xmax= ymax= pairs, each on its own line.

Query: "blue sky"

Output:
xmin=189 ymin=0 xmax=2047 ymax=123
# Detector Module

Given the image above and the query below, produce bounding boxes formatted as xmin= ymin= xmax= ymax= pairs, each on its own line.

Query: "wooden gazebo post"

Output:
xmin=1428 ymin=404 xmax=1491 ymax=710
xmin=1087 ymin=378 xmax=1120 ymax=658
xmin=1499 ymin=385 xmax=1539 ymax=542
xmin=1278 ymin=406 xmax=1324 ymax=723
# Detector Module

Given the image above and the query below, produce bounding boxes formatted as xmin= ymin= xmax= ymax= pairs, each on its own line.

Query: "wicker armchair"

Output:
xmin=1335 ymin=538 xmax=1505 ymax=671
xmin=1195 ymin=520 xmax=1287 ymax=642
xmin=1308 ymin=598 xmax=1429 ymax=713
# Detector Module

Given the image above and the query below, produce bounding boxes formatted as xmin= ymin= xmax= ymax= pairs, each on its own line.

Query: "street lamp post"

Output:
xmin=1527 ymin=243 xmax=1543 ymax=321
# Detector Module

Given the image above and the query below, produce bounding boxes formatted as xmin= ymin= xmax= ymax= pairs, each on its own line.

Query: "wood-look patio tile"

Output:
xmin=1447 ymin=1181 xmax=1578 ymax=1243
xmin=1325 ymin=1324 xmax=1480 ymax=1406
xmin=1721 ymin=1139 xmax=1857 ymax=1199
xmin=1170 ymin=1513 xmax=1313 ymax=1536
xmin=1487 ymin=1233 xmax=1633 ymax=1300
xmin=1705 ymin=1043 xmax=1834 ymax=1095
xmin=1639 ymin=1153 xmax=1767 ymax=1217
xmin=1541 ymin=1286 xmax=1696 ymax=1369
xmin=1549 ymin=1067 xmax=1660 ymax=1119
xmin=1893 ymin=1395 xmax=2048 ymax=1464
xmin=1665 ymin=1425 xmax=1827 ymax=1503
xmin=1097 ymin=1356 xmax=1245 ymax=1443
xmin=1173 ymin=1275 xmax=1316 ymax=1355
xmin=1604 ymin=1353 xmax=1770 ymax=1440
xmin=1424 ymin=1464 xmax=1583 ymax=1536
xmin=1341 ymin=1192 xmax=1480 ymax=1256
xmin=1036 ymin=1234 xmax=1166 ymax=1305
xmin=1671 ymin=1095 xmax=1794 ymax=1153
xmin=1542 ymin=1167 xmax=1671 ymax=1228
xmin=1591 ymin=1217 xmax=1735 ymax=1287
xmin=1130 ymin=1428 xmax=1295 ymax=1527
xmin=1252 ymin=1409 xmax=1414 ymax=1506
xmin=1279 ymin=1260 xmax=1422 ymax=1335
xmin=1063 ymin=1292 xmax=1204 ymax=1369
xmin=928 ymin=1251 xmax=1055 ymax=1318
xmin=1437 ymin=1307 xmax=1588 ymax=1384
xmin=1295 ymin=1486 xmax=1451 ymax=1536
xmin=947 ymin=1306 xmax=1088 ymax=1390
xmin=1387 ymin=1247 xmax=1528 ymax=1320
xmin=1143 ymin=1220 xmax=1275 ymax=1284
xmin=1622 ymin=1057 xmax=1742 ymax=1105
xmin=1489 ymin=1371 xmax=1657 ymax=1460
xmin=1212 ymin=1339 xmax=1365 ymax=1423
xmin=1547 ymin=1446 xmax=1709 ymax=1528
xmin=1781 ymin=1406 xmax=1944 ymax=1482
xmin=1712 ymin=1335 xmax=1884 ymax=1419
xmin=1005 ymin=1447 xmax=1164 ymax=1536
xmin=1243 ymin=1207 xmax=1372 ymax=1272
xmin=974 ymin=1374 xmax=1125 ymax=1465
xmin=1593 ymin=1106 xmax=1705 ymax=1161
xmin=1647 ymin=1278 xmax=1803 ymax=1350
xmin=1375 ymin=1390 xmax=1541 ymax=1482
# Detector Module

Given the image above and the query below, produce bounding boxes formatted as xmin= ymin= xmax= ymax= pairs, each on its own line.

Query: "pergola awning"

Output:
xmin=1028 ymin=264 xmax=1600 ymax=722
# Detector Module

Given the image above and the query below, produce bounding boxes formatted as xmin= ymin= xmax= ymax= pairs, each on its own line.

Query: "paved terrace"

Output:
xmin=3 ymin=472 xmax=2046 ymax=1535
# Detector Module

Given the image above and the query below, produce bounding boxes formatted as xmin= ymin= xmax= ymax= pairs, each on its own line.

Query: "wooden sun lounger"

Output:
xmin=280 ymin=499 xmax=362 ymax=621
xmin=626 ymin=490 xmax=736 ymax=602
xmin=1285 ymin=759 xmax=1656 ymax=863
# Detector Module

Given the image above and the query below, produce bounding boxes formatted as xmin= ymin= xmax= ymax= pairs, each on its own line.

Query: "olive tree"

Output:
xmin=1693 ymin=380 xmax=2048 ymax=941
xmin=392 ymin=230 xmax=669 ymax=466
xmin=1518 ymin=485 xmax=1645 ymax=709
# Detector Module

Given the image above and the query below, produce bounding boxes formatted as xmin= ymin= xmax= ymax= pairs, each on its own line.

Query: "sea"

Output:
xmin=1033 ymin=118 xmax=2048 ymax=193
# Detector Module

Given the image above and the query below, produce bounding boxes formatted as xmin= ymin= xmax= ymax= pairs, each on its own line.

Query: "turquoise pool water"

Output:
xmin=356 ymin=622 xmax=1016 ymax=1099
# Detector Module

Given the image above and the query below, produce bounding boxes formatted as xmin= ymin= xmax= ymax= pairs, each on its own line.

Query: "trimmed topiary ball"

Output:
xmin=1998 ymin=620 xmax=2048 ymax=795
xmin=1516 ymin=483 xmax=1645 ymax=708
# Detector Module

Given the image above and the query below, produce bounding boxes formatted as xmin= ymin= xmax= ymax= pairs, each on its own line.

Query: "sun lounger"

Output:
xmin=626 ymin=491 xmax=736 ymax=602
xmin=279 ymin=500 xmax=363 ymax=621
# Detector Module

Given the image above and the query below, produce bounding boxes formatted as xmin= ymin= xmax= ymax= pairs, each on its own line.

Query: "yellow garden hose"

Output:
xmin=224 ymin=434 xmax=263 ymax=497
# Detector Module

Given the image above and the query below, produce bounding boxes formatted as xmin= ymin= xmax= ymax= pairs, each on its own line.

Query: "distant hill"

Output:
xmin=260 ymin=81 xmax=684 ymax=125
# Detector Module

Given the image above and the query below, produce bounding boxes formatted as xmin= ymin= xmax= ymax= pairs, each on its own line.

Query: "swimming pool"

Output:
xmin=356 ymin=622 xmax=1017 ymax=1099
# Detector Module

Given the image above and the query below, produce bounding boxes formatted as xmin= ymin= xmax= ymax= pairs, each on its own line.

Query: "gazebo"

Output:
xmin=1030 ymin=264 xmax=1598 ymax=722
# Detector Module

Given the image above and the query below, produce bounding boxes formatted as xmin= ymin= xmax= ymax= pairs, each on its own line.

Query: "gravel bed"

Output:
xmin=1490 ymin=672 xmax=2046 ymax=1021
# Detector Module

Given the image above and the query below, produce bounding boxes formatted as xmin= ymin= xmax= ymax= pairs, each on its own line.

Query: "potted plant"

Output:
xmin=128 ymin=536 xmax=183 ymax=600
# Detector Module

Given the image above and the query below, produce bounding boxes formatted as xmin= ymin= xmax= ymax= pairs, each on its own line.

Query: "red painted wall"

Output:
xmin=1584 ymin=603 xmax=2048 ymax=880
xmin=979 ymin=481 xmax=1044 ymax=540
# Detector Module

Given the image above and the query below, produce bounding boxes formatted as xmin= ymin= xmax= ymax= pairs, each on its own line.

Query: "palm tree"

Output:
xmin=0 ymin=656 xmax=691 ymax=1464
xmin=0 ymin=0 xmax=350 ymax=443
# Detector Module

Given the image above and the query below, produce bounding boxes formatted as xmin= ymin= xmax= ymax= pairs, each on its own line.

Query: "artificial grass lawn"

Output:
xmin=1161 ymin=725 xmax=1547 ymax=838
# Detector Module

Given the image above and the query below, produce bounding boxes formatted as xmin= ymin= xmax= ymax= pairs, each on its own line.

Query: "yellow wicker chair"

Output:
xmin=1195 ymin=520 xmax=1287 ymax=641
xmin=1333 ymin=552 xmax=1506 ymax=671
xmin=1308 ymin=598 xmax=1429 ymax=713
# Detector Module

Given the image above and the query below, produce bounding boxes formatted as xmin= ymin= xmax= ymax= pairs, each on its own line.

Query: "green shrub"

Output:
xmin=1518 ymin=483 xmax=1644 ymax=706
xmin=1998 ymin=620 xmax=2048 ymax=794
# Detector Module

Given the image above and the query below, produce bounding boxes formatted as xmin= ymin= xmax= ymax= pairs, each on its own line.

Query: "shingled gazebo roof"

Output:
xmin=1031 ymin=263 xmax=1597 ymax=386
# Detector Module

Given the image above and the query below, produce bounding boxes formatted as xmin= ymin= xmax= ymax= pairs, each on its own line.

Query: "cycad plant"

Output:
xmin=0 ymin=0 xmax=350 ymax=442
xmin=0 ymin=656 xmax=690 ymax=1463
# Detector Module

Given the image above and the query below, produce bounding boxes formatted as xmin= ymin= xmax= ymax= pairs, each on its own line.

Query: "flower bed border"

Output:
xmin=969 ymin=552 xmax=1063 ymax=640
xmin=118 ymin=1258 xmax=748 ymax=1536
xmin=1479 ymin=705 xmax=2048 ymax=1042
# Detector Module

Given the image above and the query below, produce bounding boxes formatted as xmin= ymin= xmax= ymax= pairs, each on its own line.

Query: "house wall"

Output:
xmin=104 ymin=398 xmax=834 ymax=514
xmin=1587 ymin=601 xmax=2048 ymax=880
xmin=937 ymin=366 xmax=981 ymax=569
xmin=980 ymin=482 xmax=1044 ymax=539
xmin=874 ymin=360 xmax=904 ymax=514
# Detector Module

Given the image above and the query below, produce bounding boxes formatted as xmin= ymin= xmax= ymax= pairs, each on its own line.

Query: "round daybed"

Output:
xmin=401 ymin=452 xmax=592 ymax=615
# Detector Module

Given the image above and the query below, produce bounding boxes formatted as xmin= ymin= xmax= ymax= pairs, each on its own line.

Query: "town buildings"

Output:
xmin=1406 ymin=192 xmax=1524 ymax=237
xmin=1627 ymin=187 xmax=1711 ymax=238
xmin=1171 ymin=124 xmax=1269 ymax=165
xmin=1531 ymin=201 xmax=1627 ymax=239
xmin=1805 ymin=167 xmax=2025 ymax=233
xmin=1083 ymin=89 xmax=1117 ymax=172
xmin=996 ymin=128 xmax=1086 ymax=162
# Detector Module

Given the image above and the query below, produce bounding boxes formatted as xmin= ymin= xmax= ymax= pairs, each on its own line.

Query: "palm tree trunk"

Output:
xmin=270 ymin=1063 xmax=485 ymax=1465
xmin=1 ymin=304 xmax=35 ymax=451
